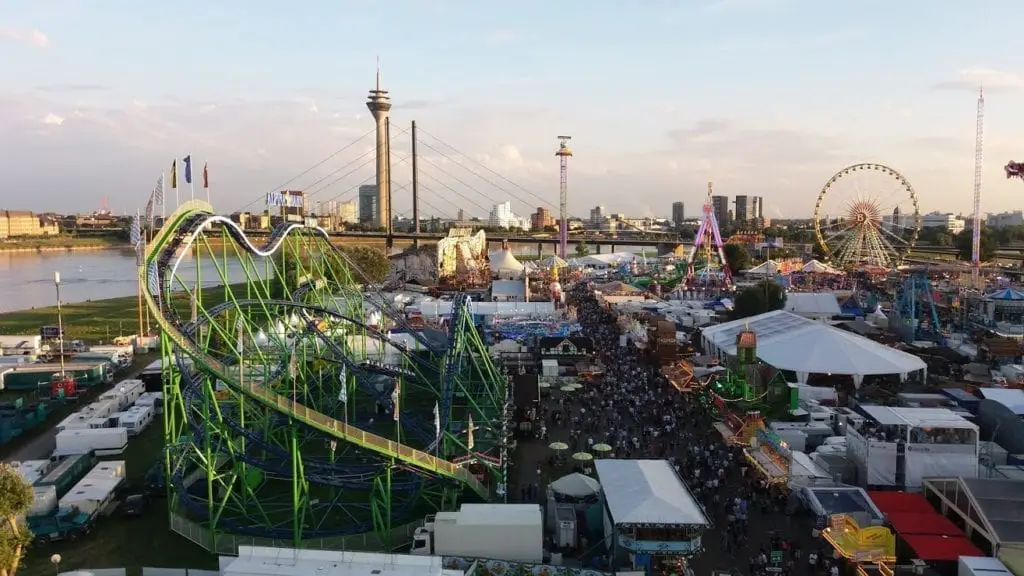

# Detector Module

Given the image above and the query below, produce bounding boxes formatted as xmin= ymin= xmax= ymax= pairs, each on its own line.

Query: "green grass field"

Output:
xmin=0 ymin=283 xmax=248 ymax=344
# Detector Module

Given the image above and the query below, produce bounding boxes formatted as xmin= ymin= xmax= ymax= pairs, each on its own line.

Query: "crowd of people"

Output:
xmin=510 ymin=285 xmax=845 ymax=576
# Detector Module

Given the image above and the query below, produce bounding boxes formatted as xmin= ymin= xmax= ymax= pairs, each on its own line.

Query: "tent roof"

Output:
xmin=746 ymin=260 xmax=780 ymax=275
xmin=702 ymin=310 xmax=926 ymax=377
xmin=488 ymin=249 xmax=524 ymax=272
xmin=785 ymin=293 xmax=842 ymax=316
xmin=868 ymin=491 xmax=936 ymax=515
xmin=595 ymin=281 xmax=643 ymax=294
xmin=979 ymin=388 xmax=1024 ymax=415
xmin=538 ymin=255 xmax=568 ymax=268
xmin=803 ymin=259 xmax=840 ymax=274
xmin=549 ymin=472 xmax=601 ymax=498
xmin=887 ymin=512 xmax=961 ymax=536
xmin=595 ymin=459 xmax=709 ymax=526
xmin=902 ymin=535 xmax=983 ymax=562
xmin=960 ymin=477 xmax=1024 ymax=544
xmin=860 ymin=406 xmax=977 ymax=430
xmin=989 ymin=288 xmax=1024 ymax=301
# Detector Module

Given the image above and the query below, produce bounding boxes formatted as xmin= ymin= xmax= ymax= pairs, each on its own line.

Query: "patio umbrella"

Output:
xmin=572 ymin=452 xmax=594 ymax=462
xmin=592 ymin=443 xmax=613 ymax=452
xmin=560 ymin=385 xmax=575 ymax=392
xmin=549 ymin=441 xmax=569 ymax=451
xmin=538 ymin=382 xmax=551 ymax=389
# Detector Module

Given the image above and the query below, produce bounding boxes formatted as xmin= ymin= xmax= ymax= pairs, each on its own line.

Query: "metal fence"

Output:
xmin=169 ymin=512 xmax=420 ymax=556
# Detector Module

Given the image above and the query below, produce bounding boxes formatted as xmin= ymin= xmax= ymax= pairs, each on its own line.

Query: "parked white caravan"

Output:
xmin=10 ymin=459 xmax=54 ymax=485
xmin=54 ymin=428 xmax=128 ymax=457
xmin=116 ymin=405 xmax=154 ymax=437
xmin=98 ymin=379 xmax=144 ymax=410
xmin=58 ymin=461 xmax=126 ymax=517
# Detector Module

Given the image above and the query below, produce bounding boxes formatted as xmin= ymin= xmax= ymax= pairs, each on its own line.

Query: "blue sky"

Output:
xmin=2 ymin=0 xmax=1023 ymax=221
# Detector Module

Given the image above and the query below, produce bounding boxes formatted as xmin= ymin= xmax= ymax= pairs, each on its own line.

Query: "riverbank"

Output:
xmin=0 ymin=282 xmax=246 ymax=343
xmin=0 ymin=237 xmax=127 ymax=253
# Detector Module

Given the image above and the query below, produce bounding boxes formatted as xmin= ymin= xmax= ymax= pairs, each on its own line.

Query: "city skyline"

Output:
xmin=2 ymin=1 xmax=1024 ymax=219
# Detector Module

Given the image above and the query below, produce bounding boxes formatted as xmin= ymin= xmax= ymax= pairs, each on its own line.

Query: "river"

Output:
xmin=0 ymin=243 xmax=658 ymax=313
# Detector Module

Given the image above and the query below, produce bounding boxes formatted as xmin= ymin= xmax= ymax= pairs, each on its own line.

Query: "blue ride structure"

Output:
xmin=142 ymin=201 xmax=508 ymax=551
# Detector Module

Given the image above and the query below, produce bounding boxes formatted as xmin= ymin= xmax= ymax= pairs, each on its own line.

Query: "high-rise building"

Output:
xmin=366 ymin=69 xmax=391 ymax=229
xmin=711 ymin=196 xmax=731 ymax=228
xmin=671 ymin=202 xmax=685 ymax=226
xmin=589 ymin=205 xmax=606 ymax=226
xmin=338 ymin=201 xmax=358 ymax=223
xmin=489 ymin=201 xmax=517 ymax=229
xmin=735 ymin=195 xmax=765 ymax=226
xmin=531 ymin=207 xmax=554 ymax=230
xmin=358 ymin=185 xmax=378 ymax=224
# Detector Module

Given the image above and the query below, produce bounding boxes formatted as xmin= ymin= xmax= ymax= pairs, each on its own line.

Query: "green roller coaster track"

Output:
xmin=142 ymin=200 xmax=509 ymax=551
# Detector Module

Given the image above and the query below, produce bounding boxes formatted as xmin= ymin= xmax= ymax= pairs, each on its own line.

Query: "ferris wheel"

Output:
xmin=813 ymin=163 xmax=921 ymax=269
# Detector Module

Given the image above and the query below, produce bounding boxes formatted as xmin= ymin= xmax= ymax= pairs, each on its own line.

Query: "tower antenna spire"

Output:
xmin=376 ymin=55 xmax=381 ymax=91
xmin=971 ymin=83 xmax=985 ymax=287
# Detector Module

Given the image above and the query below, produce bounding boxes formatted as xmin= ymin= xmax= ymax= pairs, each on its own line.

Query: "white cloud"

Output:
xmin=41 ymin=112 xmax=64 ymax=125
xmin=933 ymin=68 xmax=1024 ymax=92
xmin=0 ymin=27 xmax=49 ymax=48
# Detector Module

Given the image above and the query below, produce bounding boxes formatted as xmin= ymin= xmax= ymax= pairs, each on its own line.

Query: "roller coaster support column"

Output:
xmin=371 ymin=460 xmax=393 ymax=550
xmin=290 ymin=422 xmax=308 ymax=548
xmin=161 ymin=332 xmax=184 ymax=504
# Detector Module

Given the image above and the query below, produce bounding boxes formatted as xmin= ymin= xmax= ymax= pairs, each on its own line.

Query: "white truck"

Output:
xmin=410 ymin=503 xmax=543 ymax=563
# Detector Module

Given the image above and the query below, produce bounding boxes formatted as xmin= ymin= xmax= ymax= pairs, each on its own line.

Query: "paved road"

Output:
xmin=3 ymin=354 xmax=157 ymax=462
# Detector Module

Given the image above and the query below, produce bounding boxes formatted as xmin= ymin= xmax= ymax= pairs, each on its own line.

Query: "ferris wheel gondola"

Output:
xmin=813 ymin=163 xmax=921 ymax=269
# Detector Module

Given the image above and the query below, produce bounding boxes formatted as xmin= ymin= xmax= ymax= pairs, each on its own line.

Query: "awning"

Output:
xmin=901 ymin=534 xmax=983 ymax=561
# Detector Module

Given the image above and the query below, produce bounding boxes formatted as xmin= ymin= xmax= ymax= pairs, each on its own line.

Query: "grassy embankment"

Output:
xmin=0 ymin=283 xmax=247 ymax=343
xmin=0 ymin=236 xmax=126 ymax=252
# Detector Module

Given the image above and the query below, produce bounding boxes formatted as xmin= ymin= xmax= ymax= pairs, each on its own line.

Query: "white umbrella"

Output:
xmin=560 ymin=385 xmax=575 ymax=392
xmin=549 ymin=441 xmax=569 ymax=451
xmin=572 ymin=452 xmax=594 ymax=462
xmin=539 ymin=382 xmax=551 ymax=389
xmin=592 ymin=443 xmax=613 ymax=452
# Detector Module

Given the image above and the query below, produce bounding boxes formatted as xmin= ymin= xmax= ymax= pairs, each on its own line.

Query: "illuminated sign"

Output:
xmin=618 ymin=537 xmax=702 ymax=556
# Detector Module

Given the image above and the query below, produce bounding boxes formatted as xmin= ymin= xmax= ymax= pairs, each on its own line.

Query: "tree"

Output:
xmin=575 ymin=242 xmax=590 ymax=258
xmin=955 ymin=228 xmax=996 ymax=262
xmin=339 ymin=246 xmax=391 ymax=284
xmin=730 ymin=280 xmax=786 ymax=320
xmin=723 ymin=243 xmax=750 ymax=275
xmin=0 ymin=463 xmax=33 ymax=576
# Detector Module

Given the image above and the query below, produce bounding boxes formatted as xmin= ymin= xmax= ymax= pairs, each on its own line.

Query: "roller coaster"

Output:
xmin=142 ymin=201 xmax=509 ymax=551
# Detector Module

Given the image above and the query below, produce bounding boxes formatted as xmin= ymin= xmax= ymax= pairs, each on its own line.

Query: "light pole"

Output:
xmin=54 ymin=272 xmax=66 ymax=378
xmin=49 ymin=553 xmax=61 ymax=575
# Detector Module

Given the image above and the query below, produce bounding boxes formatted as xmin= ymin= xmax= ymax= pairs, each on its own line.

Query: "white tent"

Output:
xmin=802 ymin=259 xmax=839 ymax=274
xmin=595 ymin=459 xmax=709 ymax=526
xmin=549 ymin=473 xmax=601 ymax=499
xmin=746 ymin=260 xmax=781 ymax=276
xmin=701 ymin=309 xmax=926 ymax=386
xmin=538 ymin=255 xmax=568 ymax=269
xmin=489 ymin=249 xmax=525 ymax=277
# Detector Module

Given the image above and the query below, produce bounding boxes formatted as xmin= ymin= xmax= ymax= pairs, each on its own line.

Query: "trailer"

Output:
xmin=0 ymin=361 xmax=109 ymax=391
xmin=59 ymin=461 xmax=125 ymax=517
xmin=0 ymin=335 xmax=42 ymax=357
xmin=116 ymin=405 xmax=154 ymax=437
xmin=56 ymin=398 xmax=122 ymax=432
xmin=10 ymin=459 xmax=54 ymax=485
xmin=88 ymin=345 xmax=133 ymax=368
xmin=36 ymin=453 xmax=95 ymax=498
xmin=135 ymin=391 xmax=164 ymax=414
xmin=28 ymin=485 xmax=58 ymax=516
xmin=410 ymin=504 xmax=543 ymax=563
xmin=98 ymin=379 xmax=144 ymax=411
xmin=55 ymin=427 xmax=127 ymax=457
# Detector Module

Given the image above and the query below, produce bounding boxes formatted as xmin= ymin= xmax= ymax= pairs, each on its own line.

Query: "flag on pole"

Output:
xmin=202 ymin=162 xmax=209 ymax=189
xmin=190 ymin=292 xmax=198 ymax=323
xmin=153 ymin=174 xmax=165 ymax=204
xmin=130 ymin=213 xmax=143 ymax=266
xmin=170 ymin=160 xmax=178 ymax=189
xmin=288 ymin=351 xmax=297 ymax=380
xmin=338 ymin=366 xmax=348 ymax=403
xmin=391 ymin=381 xmax=401 ymax=422
xmin=236 ymin=316 xmax=244 ymax=355
xmin=144 ymin=193 xmax=155 ymax=230
xmin=467 ymin=414 xmax=475 ymax=450
xmin=433 ymin=402 xmax=440 ymax=444
xmin=183 ymin=155 xmax=193 ymax=185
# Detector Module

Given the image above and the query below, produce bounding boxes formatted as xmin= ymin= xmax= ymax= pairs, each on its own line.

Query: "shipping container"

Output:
xmin=36 ymin=454 xmax=95 ymax=498
xmin=54 ymin=428 xmax=127 ymax=457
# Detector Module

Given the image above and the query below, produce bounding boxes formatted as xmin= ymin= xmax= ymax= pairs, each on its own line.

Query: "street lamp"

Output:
xmin=49 ymin=553 xmax=61 ymax=575
xmin=54 ymin=272 xmax=65 ymax=378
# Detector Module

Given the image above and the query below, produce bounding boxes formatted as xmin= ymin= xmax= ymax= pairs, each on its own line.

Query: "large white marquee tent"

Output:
xmin=700 ymin=310 xmax=926 ymax=386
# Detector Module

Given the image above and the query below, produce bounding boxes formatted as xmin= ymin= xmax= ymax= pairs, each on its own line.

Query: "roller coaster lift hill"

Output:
xmin=143 ymin=200 xmax=509 ymax=550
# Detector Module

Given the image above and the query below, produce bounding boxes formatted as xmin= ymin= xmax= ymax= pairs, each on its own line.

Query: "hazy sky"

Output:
xmin=2 ymin=0 xmax=1024 ymax=221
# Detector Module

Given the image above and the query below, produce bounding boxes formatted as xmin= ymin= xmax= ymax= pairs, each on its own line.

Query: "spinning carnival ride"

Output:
xmin=143 ymin=201 xmax=508 ymax=550
xmin=813 ymin=163 xmax=921 ymax=269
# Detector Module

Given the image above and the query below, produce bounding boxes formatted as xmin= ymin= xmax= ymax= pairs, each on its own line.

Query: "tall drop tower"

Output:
xmin=367 ymin=64 xmax=392 ymax=230
xmin=555 ymin=136 xmax=572 ymax=259
xmin=971 ymin=86 xmax=985 ymax=287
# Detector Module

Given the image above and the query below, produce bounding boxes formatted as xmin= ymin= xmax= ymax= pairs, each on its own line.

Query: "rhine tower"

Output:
xmin=366 ymin=64 xmax=392 ymax=230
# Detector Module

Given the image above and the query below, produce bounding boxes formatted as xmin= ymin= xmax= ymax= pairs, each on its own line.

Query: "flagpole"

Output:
xmin=161 ymin=170 xmax=166 ymax=223
xmin=135 ymin=210 xmax=144 ymax=342
xmin=204 ymin=160 xmax=210 ymax=205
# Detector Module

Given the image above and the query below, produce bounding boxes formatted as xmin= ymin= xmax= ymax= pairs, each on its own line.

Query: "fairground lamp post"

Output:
xmin=54 ymin=271 xmax=66 ymax=378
